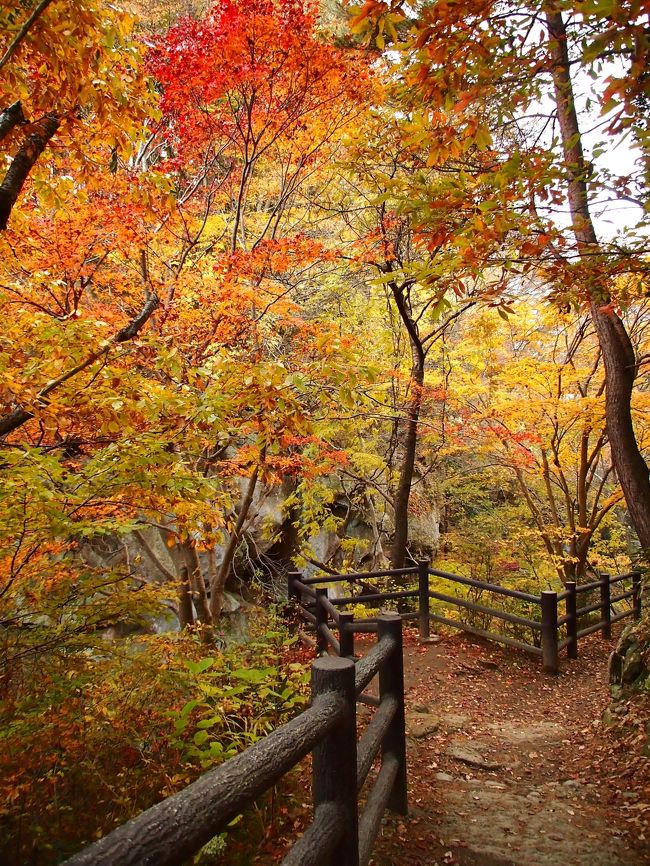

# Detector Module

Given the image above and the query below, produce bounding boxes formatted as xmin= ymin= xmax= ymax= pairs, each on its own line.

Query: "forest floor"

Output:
xmin=368 ymin=627 xmax=650 ymax=866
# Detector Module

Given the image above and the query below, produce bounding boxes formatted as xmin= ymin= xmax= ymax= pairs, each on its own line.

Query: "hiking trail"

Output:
xmin=363 ymin=629 xmax=649 ymax=866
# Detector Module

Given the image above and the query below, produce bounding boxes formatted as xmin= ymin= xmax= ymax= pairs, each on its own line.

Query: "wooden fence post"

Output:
xmin=417 ymin=559 xmax=430 ymax=641
xmin=378 ymin=614 xmax=408 ymax=815
xmin=541 ymin=591 xmax=559 ymax=674
xmin=339 ymin=612 xmax=355 ymax=658
xmin=600 ymin=573 xmax=611 ymax=639
xmin=287 ymin=570 xmax=300 ymax=603
xmin=311 ymin=656 xmax=359 ymax=866
xmin=565 ymin=581 xmax=578 ymax=660
xmin=632 ymin=571 xmax=642 ymax=620
xmin=315 ymin=588 xmax=328 ymax=655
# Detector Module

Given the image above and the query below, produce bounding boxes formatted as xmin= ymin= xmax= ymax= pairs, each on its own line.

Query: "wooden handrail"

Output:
xmin=575 ymin=598 xmax=604 ymax=617
xmin=610 ymin=589 xmax=635 ymax=604
xmin=64 ymin=616 xmax=408 ymax=866
xmin=299 ymin=567 xmax=418 ymax=585
xmin=429 ymin=568 xmax=540 ymax=603
xmin=292 ymin=578 xmax=317 ymax=599
xmin=357 ymin=696 xmax=398 ymax=791
xmin=349 ymin=621 xmax=379 ymax=633
xmin=289 ymin=566 xmax=643 ymax=677
xmin=577 ymin=620 xmax=607 ymax=638
xmin=319 ymin=592 xmax=342 ymax=624
xmin=358 ymin=755 xmax=399 ymax=866
xmin=318 ymin=622 xmax=341 ymax=655
xmin=428 ymin=588 xmax=542 ymax=630
xmin=355 ymin=634 xmax=397 ymax=696
xmin=281 ymin=802 xmax=344 ymax=866
xmin=575 ymin=577 xmax=604 ymax=593
xmin=609 ymin=571 xmax=635 ymax=584
xmin=330 ymin=589 xmax=417 ymax=605
xmin=428 ymin=611 xmax=543 ymax=656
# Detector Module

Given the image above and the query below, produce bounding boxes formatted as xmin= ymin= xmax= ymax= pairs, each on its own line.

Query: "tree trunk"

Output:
xmin=0 ymin=112 xmax=59 ymax=230
xmin=390 ymin=339 xmax=424 ymax=568
xmin=178 ymin=566 xmax=195 ymax=629
xmin=182 ymin=542 xmax=214 ymax=643
xmin=545 ymin=6 xmax=650 ymax=555
xmin=209 ymin=465 xmax=260 ymax=620
xmin=0 ymin=101 xmax=25 ymax=143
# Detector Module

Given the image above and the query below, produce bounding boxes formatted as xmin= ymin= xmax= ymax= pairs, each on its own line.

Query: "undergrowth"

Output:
xmin=0 ymin=611 xmax=309 ymax=866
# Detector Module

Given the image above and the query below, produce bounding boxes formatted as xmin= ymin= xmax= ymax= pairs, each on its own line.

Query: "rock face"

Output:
xmin=82 ymin=472 xmax=442 ymax=636
xmin=605 ymin=623 xmax=650 ymax=756
xmin=608 ymin=624 xmax=650 ymax=695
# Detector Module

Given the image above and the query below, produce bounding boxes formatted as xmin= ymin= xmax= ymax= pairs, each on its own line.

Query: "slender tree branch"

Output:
xmin=0 ymin=0 xmax=54 ymax=72
xmin=0 ymin=292 xmax=159 ymax=438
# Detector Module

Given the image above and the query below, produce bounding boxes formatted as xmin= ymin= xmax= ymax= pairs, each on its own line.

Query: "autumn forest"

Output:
xmin=0 ymin=0 xmax=649 ymax=863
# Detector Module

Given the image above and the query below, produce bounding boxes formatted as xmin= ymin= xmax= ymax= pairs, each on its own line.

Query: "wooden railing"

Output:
xmin=290 ymin=564 xmax=644 ymax=674
xmin=59 ymin=565 xmax=642 ymax=866
xmin=62 ymin=615 xmax=407 ymax=866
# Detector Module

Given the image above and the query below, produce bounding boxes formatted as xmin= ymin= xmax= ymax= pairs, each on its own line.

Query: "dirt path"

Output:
xmin=366 ymin=629 xmax=649 ymax=866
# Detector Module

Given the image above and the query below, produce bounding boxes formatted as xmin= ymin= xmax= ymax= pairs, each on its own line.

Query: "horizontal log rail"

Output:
xmin=300 ymin=630 xmax=317 ymax=649
xmin=355 ymin=634 xmax=397 ymax=695
xmin=290 ymin=566 xmax=643 ymax=675
xmin=358 ymin=692 xmax=380 ymax=708
xmin=330 ymin=589 xmax=418 ymax=605
xmin=429 ymin=567 xmax=541 ymax=603
xmin=575 ymin=598 xmax=604 ymax=617
xmin=319 ymin=622 xmax=341 ymax=655
xmin=611 ymin=609 xmax=633 ymax=625
xmin=64 ymin=615 xmax=407 ymax=866
xmin=428 ymin=588 xmax=542 ymax=630
xmin=575 ymin=577 xmax=603 ymax=593
xmin=299 ymin=567 xmax=418 ymax=585
xmin=282 ymin=802 xmax=344 ymax=866
xmin=577 ymin=620 xmax=608 ymax=639
xmin=357 ymin=696 xmax=398 ymax=790
xmin=358 ymin=754 xmax=399 ymax=866
xmin=428 ymin=611 xmax=543 ymax=656
xmin=611 ymin=589 xmax=635 ymax=604
xmin=348 ymin=620 xmax=379 ymax=634
xmin=609 ymin=571 xmax=635 ymax=584
xmin=298 ymin=607 xmax=317 ymax=625
xmin=293 ymin=578 xmax=317 ymax=599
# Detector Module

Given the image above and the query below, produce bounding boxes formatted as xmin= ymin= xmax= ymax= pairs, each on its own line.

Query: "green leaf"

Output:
xmin=230 ymin=667 xmax=275 ymax=683
xmin=196 ymin=716 xmax=222 ymax=729
xmin=185 ymin=657 xmax=215 ymax=675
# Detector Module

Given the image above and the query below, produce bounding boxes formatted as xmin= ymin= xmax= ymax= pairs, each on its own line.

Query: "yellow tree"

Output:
xmin=443 ymin=303 xmax=650 ymax=581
